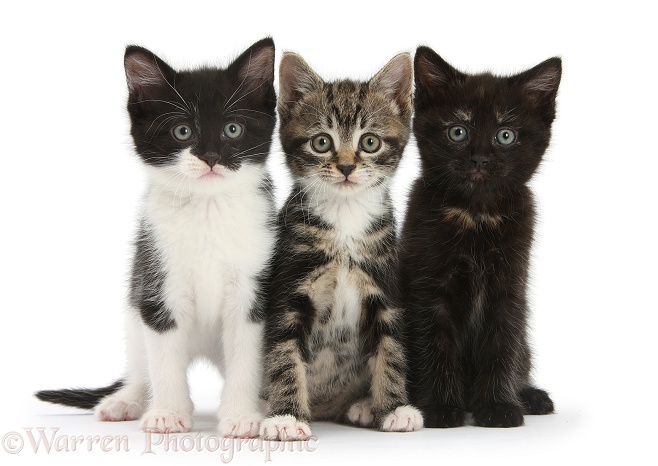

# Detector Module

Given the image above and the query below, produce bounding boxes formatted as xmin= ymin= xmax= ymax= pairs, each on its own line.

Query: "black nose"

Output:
xmin=337 ymin=164 xmax=356 ymax=178
xmin=197 ymin=153 xmax=221 ymax=168
xmin=471 ymin=155 xmax=490 ymax=170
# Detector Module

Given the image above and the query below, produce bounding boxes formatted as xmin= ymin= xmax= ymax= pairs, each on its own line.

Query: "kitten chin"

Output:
xmin=402 ymin=45 xmax=561 ymax=428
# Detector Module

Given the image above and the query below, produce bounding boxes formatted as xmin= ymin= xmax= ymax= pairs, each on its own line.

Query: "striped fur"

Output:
xmin=261 ymin=53 xmax=422 ymax=440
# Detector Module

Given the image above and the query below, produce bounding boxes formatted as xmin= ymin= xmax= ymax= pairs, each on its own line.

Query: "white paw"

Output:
xmin=380 ymin=405 xmax=423 ymax=432
xmin=96 ymin=396 xmax=143 ymax=422
xmin=347 ymin=399 xmax=375 ymax=427
xmin=259 ymin=415 xmax=312 ymax=441
xmin=219 ymin=414 xmax=262 ymax=438
xmin=140 ymin=409 xmax=193 ymax=433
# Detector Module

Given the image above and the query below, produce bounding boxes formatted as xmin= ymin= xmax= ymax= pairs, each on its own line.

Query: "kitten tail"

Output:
xmin=35 ymin=380 xmax=123 ymax=410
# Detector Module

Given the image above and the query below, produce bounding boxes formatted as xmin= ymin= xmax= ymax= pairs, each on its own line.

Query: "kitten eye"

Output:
xmin=172 ymin=124 xmax=193 ymax=141
xmin=223 ymin=122 xmax=244 ymax=140
xmin=448 ymin=125 xmax=468 ymax=143
xmin=359 ymin=134 xmax=381 ymax=153
xmin=495 ymin=128 xmax=517 ymax=146
xmin=311 ymin=134 xmax=333 ymax=153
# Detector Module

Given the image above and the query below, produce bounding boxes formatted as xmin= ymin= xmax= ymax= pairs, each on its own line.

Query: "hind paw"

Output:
xmin=96 ymin=396 xmax=143 ymax=421
xmin=347 ymin=399 xmax=375 ymax=427
xmin=520 ymin=387 xmax=554 ymax=415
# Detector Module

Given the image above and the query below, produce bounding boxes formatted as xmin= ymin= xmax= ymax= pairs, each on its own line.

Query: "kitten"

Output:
xmin=36 ymin=38 xmax=277 ymax=437
xmin=402 ymin=46 xmax=560 ymax=428
xmin=259 ymin=52 xmax=423 ymax=440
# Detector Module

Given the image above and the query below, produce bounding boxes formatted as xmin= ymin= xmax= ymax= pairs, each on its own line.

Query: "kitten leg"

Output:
xmin=260 ymin=295 xmax=313 ymax=441
xmin=217 ymin=274 xmax=264 ymax=439
xmin=140 ymin=325 xmax=193 ymax=433
xmin=519 ymin=386 xmax=554 ymax=415
xmin=471 ymin=299 xmax=527 ymax=428
xmin=97 ymin=308 xmax=148 ymax=421
xmin=410 ymin=310 xmax=466 ymax=428
xmin=364 ymin=299 xmax=422 ymax=432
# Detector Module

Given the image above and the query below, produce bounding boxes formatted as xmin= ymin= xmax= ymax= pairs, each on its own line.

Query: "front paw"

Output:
xmin=347 ymin=399 xmax=375 ymax=427
xmin=423 ymin=405 xmax=465 ymax=428
xmin=219 ymin=414 xmax=261 ymax=438
xmin=140 ymin=409 xmax=193 ymax=433
xmin=380 ymin=405 xmax=423 ymax=432
xmin=473 ymin=404 xmax=524 ymax=428
xmin=260 ymin=415 xmax=312 ymax=441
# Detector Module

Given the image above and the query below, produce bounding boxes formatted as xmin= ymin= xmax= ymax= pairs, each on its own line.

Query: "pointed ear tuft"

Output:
xmin=369 ymin=53 xmax=413 ymax=115
xmin=229 ymin=38 xmax=275 ymax=100
xmin=513 ymin=57 xmax=562 ymax=111
xmin=414 ymin=46 xmax=463 ymax=101
xmin=278 ymin=52 xmax=324 ymax=116
xmin=124 ymin=46 xmax=175 ymax=97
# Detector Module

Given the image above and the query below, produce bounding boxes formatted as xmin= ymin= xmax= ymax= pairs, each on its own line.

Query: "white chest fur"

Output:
xmin=143 ymin=164 xmax=275 ymax=327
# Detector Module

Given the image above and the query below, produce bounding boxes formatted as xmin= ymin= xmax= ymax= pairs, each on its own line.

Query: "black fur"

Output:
xmin=402 ymin=46 xmax=561 ymax=428
xmin=35 ymin=380 xmax=123 ymax=410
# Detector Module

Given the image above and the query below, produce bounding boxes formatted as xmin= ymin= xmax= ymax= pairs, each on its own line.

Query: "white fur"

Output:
xmin=380 ymin=405 xmax=424 ymax=432
xmin=347 ymin=398 xmax=375 ymax=427
xmin=260 ymin=415 xmax=312 ymax=441
xmin=96 ymin=154 xmax=275 ymax=436
xmin=301 ymin=177 xmax=389 ymax=241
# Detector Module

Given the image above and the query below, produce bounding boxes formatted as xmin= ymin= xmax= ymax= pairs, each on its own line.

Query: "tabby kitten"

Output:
xmin=260 ymin=52 xmax=423 ymax=440
xmin=36 ymin=39 xmax=277 ymax=437
xmin=402 ymin=46 xmax=561 ymax=428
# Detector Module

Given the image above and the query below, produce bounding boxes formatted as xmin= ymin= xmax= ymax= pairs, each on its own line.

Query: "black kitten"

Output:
xmin=401 ymin=46 xmax=561 ymax=428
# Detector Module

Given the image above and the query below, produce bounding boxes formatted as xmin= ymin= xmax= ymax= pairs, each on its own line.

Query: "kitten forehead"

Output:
xmin=454 ymin=109 xmax=472 ymax=121
xmin=495 ymin=107 xmax=518 ymax=124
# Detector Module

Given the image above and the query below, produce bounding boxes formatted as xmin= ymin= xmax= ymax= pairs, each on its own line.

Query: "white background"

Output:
xmin=1 ymin=1 xmax=656 ymax=464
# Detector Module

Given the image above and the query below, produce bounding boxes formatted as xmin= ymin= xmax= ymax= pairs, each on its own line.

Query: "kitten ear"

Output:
xmin=124 ymin=46 xmax=176 ymax=98
xmin=513 ymin=57 xmax=562 ymax=112
xmin=227 ymin=37 xmax=276 ymax=101
xmin=369 ymin=53 xmax=413 ymax=115
xmin=278 ymin=52 xmax=324 ymax=116
xmin=414 ymin=46 xmax=463 ymax=101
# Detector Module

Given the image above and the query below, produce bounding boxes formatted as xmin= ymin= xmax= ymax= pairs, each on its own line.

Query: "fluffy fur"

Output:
xmin=36 ymin=38 xmax=278 ymax=437
xmin=402 ymin=46 xmax=561 ymax=428
xmin=261 ymin=52 xmax=422 ymax=440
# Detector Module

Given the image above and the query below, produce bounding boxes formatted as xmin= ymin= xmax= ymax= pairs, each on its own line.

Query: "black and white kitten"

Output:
xmin=36 ymin=39 xmax=277 ymax=437
xmin=260 ymin=52 xmax=423 ymax=440
xmin=402 ymin=46 xmax=560 ymax=427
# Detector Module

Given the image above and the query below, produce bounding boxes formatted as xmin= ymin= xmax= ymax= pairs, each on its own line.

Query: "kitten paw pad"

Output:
xmin=140 ymin=409 xmax=193 ymax=433
xmin=380 ymin=405 xmax=423 ymax=432
xmin=219 ymin=414 xmax=262 ymax=438
xmin=347 ymin=399 xmax=375 ymax=427
xmin=473 ymin=404 xmax=524 ymax=428
xmin=259 ymin=415 xmax=311 ymax=441
xmin=96 ymin=397 xmax=143 ymax=422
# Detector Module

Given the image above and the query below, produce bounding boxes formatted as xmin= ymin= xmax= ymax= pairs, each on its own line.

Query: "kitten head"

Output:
xmin=278 ymin=52 xmax=413 ymax=196
xmin=124 ymin=38 xmax=276 ymax=194
xmin=413 ymin=46 xmax=561 ymax=194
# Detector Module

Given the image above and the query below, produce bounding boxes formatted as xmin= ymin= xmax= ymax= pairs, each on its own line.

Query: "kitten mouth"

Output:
xmin=337 ymin=179 xmax=358 ymax=187
xmin=199 ymin=170 xmax=224 ymax=179
xmin=469 ymin=170 xmax=487 ymax=181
